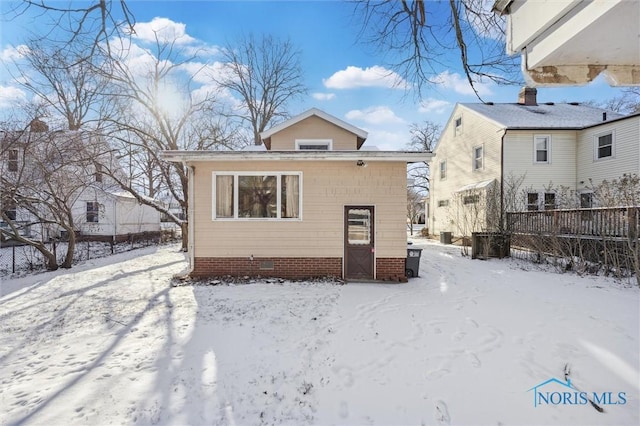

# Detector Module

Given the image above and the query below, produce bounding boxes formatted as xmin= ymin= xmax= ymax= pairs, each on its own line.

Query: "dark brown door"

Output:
xmin=344 ymin=206 xmax=374 ymax=280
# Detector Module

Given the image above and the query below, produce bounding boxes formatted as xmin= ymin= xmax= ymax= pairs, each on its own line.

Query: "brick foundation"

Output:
xmin=192 ymin=257 xmax=342 ymax=279
xmin=376 ymin=258 xmax=407 ymax=282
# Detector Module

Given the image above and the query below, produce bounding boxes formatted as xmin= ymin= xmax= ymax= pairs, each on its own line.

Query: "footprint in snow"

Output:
xmin=434 ymin=400 xmax=451 ymax=425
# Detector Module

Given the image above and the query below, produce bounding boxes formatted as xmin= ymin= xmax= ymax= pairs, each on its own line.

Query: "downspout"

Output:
xmin=183 ymin=161 xmax=195 ymax=275
xmin=499 ymin=129 xmax=507 ymax=232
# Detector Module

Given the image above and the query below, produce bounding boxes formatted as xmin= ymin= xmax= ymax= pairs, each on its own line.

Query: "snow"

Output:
xmin=1 ymin=240 xmax=638 ymax=425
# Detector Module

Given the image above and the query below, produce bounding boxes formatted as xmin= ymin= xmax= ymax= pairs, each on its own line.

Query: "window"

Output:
xmin=544 ymin=193 xmax=556 ymax=210
xmin=3 ymin=199 xmax=17 ymax=221
xmin=214 ymin=172 xmax=301 ymax=220
xmin=580 ymin=192 xmax=593 ymax=208
xmin=437 ymin=199 xmax=449 ymax=208
xmin=595 ymin=132 xmax=613 ymax=159
xmin=534 ymin=135 xmax=550 ymax=163
xmin=527 ymin=193 xmax=539 ymax=211
xmin=439 ymin=160 xmax=446 ymax=180
xmin=463 ymin=194 xmax=480 ymax=205
xmin=473 ymin=145 xmax=483 ymax=170
xmin=295 ymin=139 xmax=332 ymax=150
xmin=86 ymin=202 xmax=99 ymax=223
xmin=8 ymin=149 xmax=18 ymax=172
xmin=454 ymin=117 xmax=462 ymax=136
xmin=95 ymin=164 xmax=103 ymax=183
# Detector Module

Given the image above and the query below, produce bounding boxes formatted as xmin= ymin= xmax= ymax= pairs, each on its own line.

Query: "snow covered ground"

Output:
xmin=1 ymin=239 xmax=638 ymax=425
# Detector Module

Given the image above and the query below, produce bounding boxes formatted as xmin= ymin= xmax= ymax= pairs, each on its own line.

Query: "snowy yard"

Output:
xmin=1 ymin=240 xmax=638 ymax=425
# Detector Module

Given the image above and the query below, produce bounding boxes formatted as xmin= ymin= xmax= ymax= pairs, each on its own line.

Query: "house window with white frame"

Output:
xmin=86 ymin=201 xmax=99 ymax=223
xmin=437 ymin=199 xmax=449 ymax=208
xmin=534 ymin=135 xmax=550 ymax=163
xmin=527 ymin=192 xmax=539 ymax=211
xmin=295 ymin=139 xmax=332 ymax=150
xmin=473 ymin=145 xmax=483 ymax=171
xmin=454 ymin=117 xmax=462 ymax=136
xmin=595 ymin=132 xmax=614 ymax=159
xmin=543 ymin=193 xmax=556 ymax=210
xmin=439 ymin=160 xmax=446 ymax=180
xmin=8 ymin=149 xmax=19 ymax=172
xmin=3 ymin=199 xmax=17 ymax=221
xmin=214 ymin=172 xmax=301 ymax=220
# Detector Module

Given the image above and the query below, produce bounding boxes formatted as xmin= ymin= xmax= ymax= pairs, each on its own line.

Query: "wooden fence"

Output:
xmin=507 ymin=207 xmax=639 ymax=240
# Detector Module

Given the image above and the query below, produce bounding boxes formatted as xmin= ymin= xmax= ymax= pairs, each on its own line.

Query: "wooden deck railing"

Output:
xmin=507 ymin=207 xmax=639 ymax=240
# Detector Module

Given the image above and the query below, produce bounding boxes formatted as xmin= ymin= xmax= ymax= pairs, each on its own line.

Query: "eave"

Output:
xmin=161 ymin=150 xmax=431 ymax=164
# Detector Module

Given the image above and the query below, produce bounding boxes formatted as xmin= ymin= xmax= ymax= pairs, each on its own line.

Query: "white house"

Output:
xmin=429 ymin=87 xmax=640 ymax=236
xmin=493 ymin=0 xmax=640 ymax=86
xmin=1 ymin=122 xmax=160 ymax=243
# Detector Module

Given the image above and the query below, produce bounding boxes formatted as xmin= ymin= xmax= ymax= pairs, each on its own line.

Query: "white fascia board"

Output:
xmin=259 ymin=108 xmax=368 ymax=140
xmin=162 ymin=150 xmax=431 ymax=164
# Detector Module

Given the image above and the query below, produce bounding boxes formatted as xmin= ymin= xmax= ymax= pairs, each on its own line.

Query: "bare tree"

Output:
xmin=1 ymin=124 xmax=116 ymax=269
xmin=407 ymin=187 xmax=424 ymax=236
xmin=599 ymin=88 xmax=640 ymax=115
xmin=406 ymin=121 xmax=440 ymax=194
xmin=213 ymin=34 xmax=307 ymax=145
xmin=103 ymin=33 xmax=242 ymax=249
xmin=354 ymin=0 xmax=521 ymax=100
xmin=5 ymin=0 xmax=135 ymax=63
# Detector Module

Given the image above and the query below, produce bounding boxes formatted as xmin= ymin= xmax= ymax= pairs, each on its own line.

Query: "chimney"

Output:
xmin=518 ymin=87 xmax=537 ymax=106
xmin=29 ymin=118 xmax=49 ymax=132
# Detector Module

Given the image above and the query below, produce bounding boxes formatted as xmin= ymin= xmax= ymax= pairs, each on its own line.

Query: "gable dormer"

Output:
xmin=260 ymin=108 xmax=368 ymax=151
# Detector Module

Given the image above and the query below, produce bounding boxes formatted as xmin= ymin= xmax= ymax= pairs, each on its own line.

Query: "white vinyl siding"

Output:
xmin=577 ymin=116 xmax=639 ymax=188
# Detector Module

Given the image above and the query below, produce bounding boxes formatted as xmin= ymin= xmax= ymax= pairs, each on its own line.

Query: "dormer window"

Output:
xmin=295 ymin=139 xmax=332 ymax=150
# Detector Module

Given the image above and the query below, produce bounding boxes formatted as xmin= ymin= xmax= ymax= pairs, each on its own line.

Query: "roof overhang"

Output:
xmin=494 ymin=0 xmax=640 ymax=86
xmin=162 ymin=150 xmax=431 ymax=164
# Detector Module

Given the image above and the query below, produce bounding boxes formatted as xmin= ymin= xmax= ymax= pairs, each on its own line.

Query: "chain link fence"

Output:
xmin=1 ymin=229 xmax=181 ymax=278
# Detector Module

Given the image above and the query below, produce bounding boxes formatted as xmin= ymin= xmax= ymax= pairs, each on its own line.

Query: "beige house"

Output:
xmin=163 ymin=108 xmax=431 ymax=280
xmin=430 ymin=87 xmax=640 ymax=237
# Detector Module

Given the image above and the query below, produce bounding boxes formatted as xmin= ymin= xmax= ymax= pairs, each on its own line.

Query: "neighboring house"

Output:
xmin=493 ymin=0 xmax=639 ymax=86
xmin=162 ymin=108 xmax=431 ymax=280
xmin=430 ymin=87 xmax=640 ymax=236
xmin=1 ymin=121 xmax=160 ymax=243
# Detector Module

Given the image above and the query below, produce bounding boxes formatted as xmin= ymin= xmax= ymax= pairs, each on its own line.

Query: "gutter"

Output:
xmin=183 ymin=161 xmax=195 ymax=275
xmin=499 ymin=129 xmax=507 ymax=232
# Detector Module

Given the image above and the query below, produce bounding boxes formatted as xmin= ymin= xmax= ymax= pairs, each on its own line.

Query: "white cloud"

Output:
xmin=345 ymin=106 xmax=405 ymax=125
xmin=323 ymin=65 xmax=408 ymax=90
xmin=0 ymin=85 xmax=27 ymax=108
xmin=418 ymin=98 xmax=452 ymax=114
xmin=362 ymin=129 xmax=409 ymax=151
xmin=433 ymin=71 xmax=493 ymax=96
xmin=1 ymin=44 xmax=29 ymax=61
xmin=133 ymin=17 xmax=196 ymax=45
xmin=312 ymin=92 xmax=335 ymax=101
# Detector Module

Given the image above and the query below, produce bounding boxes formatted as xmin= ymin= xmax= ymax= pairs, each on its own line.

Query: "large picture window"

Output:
xmin=213 ymin=172 xmax=301 ymax=220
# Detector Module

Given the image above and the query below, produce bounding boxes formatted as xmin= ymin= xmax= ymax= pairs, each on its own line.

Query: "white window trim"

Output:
xmin=533 ymin=134 xmax=551 ymax=164
xmin=295 ymin=139 xmax=333 ymax=150
xmin=593 ymin=130 xmax=615 ymax=161
xmin=473 ymin=144 xmax=484 ymax=171
xmin=454 ymin=117 xmax=462 ymax=136
xmin=212 ymin=171 xmax=303 ymax=221
xmin=439 ymin=160 xmax=447 ymax=180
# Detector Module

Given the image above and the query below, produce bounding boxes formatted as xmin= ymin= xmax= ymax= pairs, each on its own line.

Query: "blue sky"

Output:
xmin=0 ymin=0 xmax=630 ymax=150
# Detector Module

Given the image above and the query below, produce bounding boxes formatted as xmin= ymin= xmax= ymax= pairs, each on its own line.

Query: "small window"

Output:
xmin=527 ymin=193 xmax=539 ymax=211
xmin=437 ymin=199 xmax=449 ymax=208
xmin=454 ymin=117 xmax=462 ymax=136
xmin=580 ymin=192 xmax=593 ymax=208
xmin=534 ymin=135 xmax=550 ymax=163
xmin=439 ymin=160 xmax=446 ymax=180
xmin=3 ymin=199 xmax=17 ymax=221
xmin=95 ymin=164 xmax=103 ymax=183
xmin=544 ymin=193 xmax=556 ymax=210
xmin=473 ymin=145 xmax=483 ymax=170
xmin=86 ymin=202 xmax=99 ymax=223
xmin=8 ymin=149 xmax=19 ymax=172
xmin=463 ymin=194 xmax=480 ymax=205
xmin=295 ymin=139 xmax=332 ymax=150
xmin=595 ymin=133 xmax=613 ymax=159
